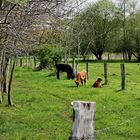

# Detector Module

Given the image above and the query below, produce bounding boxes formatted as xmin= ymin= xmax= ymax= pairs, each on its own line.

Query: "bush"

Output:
xmin=36 ymin=44 xmax=62 ymax=70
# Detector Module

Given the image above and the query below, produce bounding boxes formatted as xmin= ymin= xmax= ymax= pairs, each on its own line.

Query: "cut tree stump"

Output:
xmin=69 ymin=101 xmax=96 ymax=140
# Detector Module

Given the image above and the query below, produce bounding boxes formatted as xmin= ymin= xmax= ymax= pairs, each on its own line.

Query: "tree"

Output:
xmin=114 ymin=0 xmax=140 ymax=60
xmin=0 ymin=0 xmax=88 ymax=105
xmin=0 ymin=0 xmax=65 ymax=105
xmin=126 ymin=12 xmax=140 ymax=61
xmin=70 ymin=0 xmax=122 ymax=60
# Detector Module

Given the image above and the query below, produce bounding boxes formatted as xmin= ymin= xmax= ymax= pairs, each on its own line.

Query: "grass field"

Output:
xmin=0 ymin=62 xmax=140 ymax=140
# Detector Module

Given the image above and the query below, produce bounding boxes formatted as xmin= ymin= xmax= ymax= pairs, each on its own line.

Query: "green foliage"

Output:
xmin=125 ymin=12 xmax=140 ymax=60
xmin=36 ymin=44 xmax=62 ymax=69
xmin=6 ymin=0 xmax=27 ymax=5
xmin=0 ymin=62 xmax=140 ymax=139
xmin=70 ymin=0 xmax=122 ymax=60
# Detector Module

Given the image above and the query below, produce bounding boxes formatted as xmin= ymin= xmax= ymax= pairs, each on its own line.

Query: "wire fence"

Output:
xmin=95 ymin=115 xmax=140 ymax=133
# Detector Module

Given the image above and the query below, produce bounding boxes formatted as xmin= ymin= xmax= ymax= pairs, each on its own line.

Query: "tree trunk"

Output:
xmin=0 ymin=50 xmax=5 ymax=103
xmin=34 ymin=57 xmax=36 ymax=67
xmin=90 ymin=49 xmax=103 ymax=60
xmin=69 ymin=101 xmax=96 ymax=140
xmin=20 ymin=58 xmax=22 ymax=67
xmin=64 ymin=50 xmax=68 ymax=64
xmin=8 ymin=57 xmax=16 ymax=106
xmin=2 ymin=57 xmax=9 ymax=93
xmin=26 ymin=54 xmax=28 ymax=67
xmin=127 ymin=51 xmax=132 ymax=61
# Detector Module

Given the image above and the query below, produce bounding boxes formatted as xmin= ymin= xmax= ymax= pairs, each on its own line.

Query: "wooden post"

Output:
xmin=34 ymin=57 xmax=36 ymax=68
xmin=86 ymin=62 xmax=88 ymax=80
xmin=72 ymin=58 xmax=75 ymax=74
xmin=69 ymin=101 xmax=96 ymax=140
xmin=20 ymin=58 xmax=22 ymax=67
xmin=104 ymin=62 xmax=108 ymax=85
xmin=121 ymin=64 xmax=125 ymax=90
xmin=75 ymin=62 xmax=78 ymax=76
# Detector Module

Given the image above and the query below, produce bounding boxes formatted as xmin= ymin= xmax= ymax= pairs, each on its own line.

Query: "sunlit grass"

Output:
xmin=0 ymin=62 xmax=140 ymax=140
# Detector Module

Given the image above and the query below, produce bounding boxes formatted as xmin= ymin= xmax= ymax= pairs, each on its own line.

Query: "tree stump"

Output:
xmin=69 ymin=101 xmax=96 ymax=140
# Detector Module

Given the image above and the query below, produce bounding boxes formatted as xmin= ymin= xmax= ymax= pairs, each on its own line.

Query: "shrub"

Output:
xmin=35 ymin=44 xmax=62 ymax=70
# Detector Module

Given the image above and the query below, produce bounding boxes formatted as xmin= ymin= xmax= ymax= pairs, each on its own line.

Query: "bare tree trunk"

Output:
xmin=0 ymin=63 xmax=3 ymax=103
xmin=75 ymin=62 xmax=78 ymax=76
xmin=34 ymin=57 xmax=36 ymax=68
xmin=20 ymin=58 xmax=22 ymax=67
xmin=77 ymin=41 xmax=80 ymax=63
xmin=64 ymin=50 xmax=68 ymax=64
xmin=127 ymin=51 xmax=132 ymax=61
xmin=72 ymin=57 xmax=76 ymax=75
xmin=0 ymin=50 xmax=5 ymax=103
xmin=2 ymin=57 xmax=9 ymax=93
xmin=26 ymin=54 xmax=28 ymax=67
xmin=8 ymin=56 xmax=16 ymax=106
xmin=64 ymin=43 xmax=68 ymax=64
xmin=28 ymin=55 xmax=32 ymax=67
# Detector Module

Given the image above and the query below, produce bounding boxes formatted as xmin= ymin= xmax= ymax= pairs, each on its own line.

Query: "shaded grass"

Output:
xmin=0 ymin=62 xmax=140 ymax=140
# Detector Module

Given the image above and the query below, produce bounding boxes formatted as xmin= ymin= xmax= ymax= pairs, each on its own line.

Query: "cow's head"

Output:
xmin=75 ymin=80 xmax=80 ymax=87
xmin=71 ymin=73 xmax=75 ymax=79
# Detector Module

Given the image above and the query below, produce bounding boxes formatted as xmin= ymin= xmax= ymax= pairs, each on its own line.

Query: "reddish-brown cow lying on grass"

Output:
xmin=92 ymin=78 xmax=102 ymax=88
xmin=75 ymin=71 xmax=87 ymax=87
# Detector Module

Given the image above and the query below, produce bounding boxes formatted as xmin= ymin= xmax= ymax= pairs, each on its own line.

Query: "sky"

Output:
xmin=86 ymin=0 xmax=140 ymax=5
xmin=85 ymin=0 xmax=140 ymax=10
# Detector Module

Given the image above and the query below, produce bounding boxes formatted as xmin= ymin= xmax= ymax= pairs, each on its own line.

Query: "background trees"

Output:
xmin=0 ymin=0 xmax=85 ymax=105
xmin=68 ymin=0 xmax=140 ymax=61
xmin=69 ymin=0 xmax=122 ymax=60
xmin=125 ymin=10 xmax=140 ymax=60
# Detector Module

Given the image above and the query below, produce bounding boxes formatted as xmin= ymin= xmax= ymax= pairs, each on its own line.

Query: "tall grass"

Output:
xmin=0 ymin=62 xmax=140 ymax=140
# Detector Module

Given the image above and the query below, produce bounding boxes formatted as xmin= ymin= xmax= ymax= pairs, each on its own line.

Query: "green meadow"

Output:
xmin=0 ymin=62 xmax=140 ymax=140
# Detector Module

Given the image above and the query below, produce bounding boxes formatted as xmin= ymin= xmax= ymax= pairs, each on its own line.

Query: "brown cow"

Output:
xmin=92 ymin=78 xmax=102 ymax=88
xmin=75 ymin=71 xmax=87 ymax=87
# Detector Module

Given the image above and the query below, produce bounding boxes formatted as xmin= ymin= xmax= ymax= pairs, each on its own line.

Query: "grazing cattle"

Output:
xmin=55 ymin=63 xmax=75 ymax=80
xmin=92 ymin=78 xmax=102 ymax=88
xmin=75 ymin=71 xmax=87 ymax=87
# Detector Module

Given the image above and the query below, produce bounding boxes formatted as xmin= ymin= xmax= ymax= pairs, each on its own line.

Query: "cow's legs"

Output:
xmin=81 ymin=80 xmax=83 ymax=86
xmin=67 ymin=73 xmax=71 ymax=80
xmin=57 ymin=70 xmax=60 ymax=79
xmin=84 ymin=79 xmax=86 ymax=85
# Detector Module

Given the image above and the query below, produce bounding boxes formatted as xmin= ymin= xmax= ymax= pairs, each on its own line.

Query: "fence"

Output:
xmin=72 ymin=61 xmax=126 ymax=90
